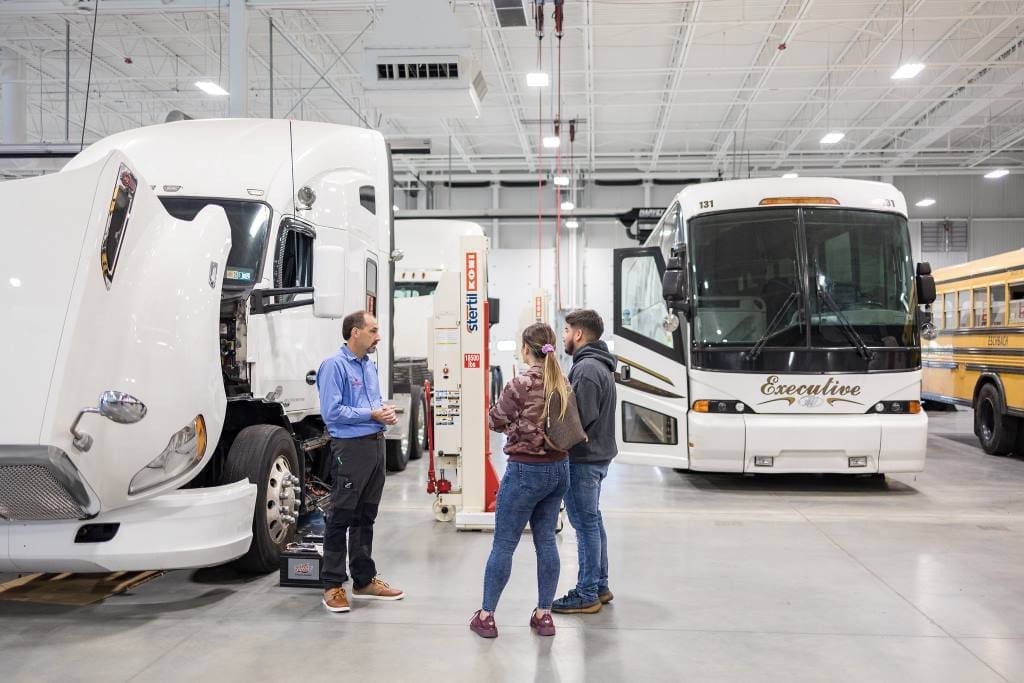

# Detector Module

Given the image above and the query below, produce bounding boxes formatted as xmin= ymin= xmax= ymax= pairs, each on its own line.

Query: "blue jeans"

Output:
xmin=482 ymin=459 xmax=569 ymax=612
xmin=563 ymin=462 xmax=610 ymax=603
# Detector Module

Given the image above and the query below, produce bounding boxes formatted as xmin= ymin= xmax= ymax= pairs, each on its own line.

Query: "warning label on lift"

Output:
xmin=433 ymin=389 xmax=462 ymax=426
xmin=464 ymin=353 xmax=481 ymax=369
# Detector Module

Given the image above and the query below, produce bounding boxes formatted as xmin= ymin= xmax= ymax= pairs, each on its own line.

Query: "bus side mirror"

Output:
xmin=916 ymin=262 xmax=936 ymax=306
xmin=662 ymin=247 xmax=691 ymax=320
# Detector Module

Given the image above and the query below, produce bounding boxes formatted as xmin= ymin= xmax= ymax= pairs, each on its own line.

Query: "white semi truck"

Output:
xmin=0 ymin=118 xmax=411 ymax=573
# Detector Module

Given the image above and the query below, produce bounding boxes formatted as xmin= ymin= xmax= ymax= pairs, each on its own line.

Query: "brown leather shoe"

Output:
xmin=322 ymin=587 xmax=351 ymax=613
xmin=352 ymin=576 xmax=404 ymax=601
xmin=599 ymin=589 xmax=614 ymax=604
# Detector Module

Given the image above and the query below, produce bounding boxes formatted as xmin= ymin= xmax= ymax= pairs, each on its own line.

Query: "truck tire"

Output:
xmin=409 ymin=385 xmax=425 ymax=461
xmin=975 ymin=384 xmax=1018 ymax=456
xmin=224 ymin=425 xmax=301 ymax=572
xmin=386 ymin=438 xmax=409 ymax=472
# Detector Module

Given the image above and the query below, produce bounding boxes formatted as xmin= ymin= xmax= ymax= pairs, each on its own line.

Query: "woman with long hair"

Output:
xmin=470 ymin=323 xmax=571 ymax=639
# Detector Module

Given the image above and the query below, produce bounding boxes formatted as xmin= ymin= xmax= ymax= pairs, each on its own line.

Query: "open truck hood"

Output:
xmin=0 ymin=151 xmax=231 ymax=517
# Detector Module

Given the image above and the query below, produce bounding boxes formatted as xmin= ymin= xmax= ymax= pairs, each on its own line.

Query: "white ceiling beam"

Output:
xmin=883 ymin=59 xmax=1024 ymax=169
xmin=647 ymin=0 xmax=703 ymax=172
xmin=836 ymin=4 xmax=1024 ymax=168
xmin=768 ymin=0 xmax=922 ymax=170
xmin=440 ymin=119 xmax=477 ymax=174
xmin=473 ymin=0 xmax=535 ymax=171
xmin=711 ymin=0 xmax=816 ymax=173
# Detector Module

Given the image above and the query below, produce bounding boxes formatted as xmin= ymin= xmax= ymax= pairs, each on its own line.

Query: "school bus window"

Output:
xmin=973 ymin=288 xmax=988 ymax=327
xmin=943 ymin=292 xmax=955 ymax=329
xmin=990 ymin=284 xmax=1006 ymax=326
xmin=1009 ymin=283 xmax=1024 ymax=324
xmin=958 ymin=289 xmax=971 ymax=327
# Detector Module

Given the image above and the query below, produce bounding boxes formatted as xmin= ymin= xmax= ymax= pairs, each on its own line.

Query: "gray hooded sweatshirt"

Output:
xmin=568 ymin=340 xmax=618 ymax=465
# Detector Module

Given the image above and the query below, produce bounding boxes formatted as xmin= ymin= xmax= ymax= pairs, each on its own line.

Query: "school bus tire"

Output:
xmin=974 ymin=384 xmax=1017 ymax=456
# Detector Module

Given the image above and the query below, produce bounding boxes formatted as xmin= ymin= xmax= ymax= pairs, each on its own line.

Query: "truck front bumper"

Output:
xmin=0 ymin=480 xmax=256 ymax=573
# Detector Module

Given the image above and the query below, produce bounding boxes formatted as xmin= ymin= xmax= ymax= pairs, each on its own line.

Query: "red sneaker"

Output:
xmin=530 ymin=611 xmax=556 ymax=636
xmin=470 ymin=610 xmax=498 ymax=639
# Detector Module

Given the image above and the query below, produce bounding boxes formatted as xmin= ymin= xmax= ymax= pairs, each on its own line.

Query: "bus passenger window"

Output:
xmin=1010 ymin=283 xmax=1024 ymax=324
xmin=943 ymin=293 xmax=954 ymax=329
xmin=973 ymin=288 xmax=987 ymax=327
xmin=990 ymin=285 xmax=1006 ymax=326
xmin=958 ymin=290 xmax=971 ymax=327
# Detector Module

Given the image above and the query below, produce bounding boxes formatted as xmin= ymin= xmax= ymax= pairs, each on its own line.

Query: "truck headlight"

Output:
xmin=129 ymin=415 xmax=207 ymax=494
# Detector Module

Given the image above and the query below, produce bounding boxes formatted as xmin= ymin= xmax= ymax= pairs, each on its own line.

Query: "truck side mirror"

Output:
xmin=488 ymin=297 xmax=500 ymax=326
xmin=916 ymin=262 xmax=936 ymax=306
xmin=312 ymin=244 xmax=347 ymax=318
xmin=662 ymin=247 xmax=691 ymax=319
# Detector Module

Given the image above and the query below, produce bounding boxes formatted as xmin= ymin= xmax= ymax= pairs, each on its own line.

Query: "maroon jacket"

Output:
xmin=488 ymin=364 xmax=567 ymax=463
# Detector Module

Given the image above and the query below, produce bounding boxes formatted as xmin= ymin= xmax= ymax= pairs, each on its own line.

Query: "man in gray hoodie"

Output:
xmin=553 ymin=309 xmax=618 ymax=614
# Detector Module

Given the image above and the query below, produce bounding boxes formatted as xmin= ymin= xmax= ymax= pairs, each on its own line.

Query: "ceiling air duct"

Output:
xmin=493 ymin=0 xmax=528 ymax=28
xmin=362 ymin=0 xmax=486 ymax=118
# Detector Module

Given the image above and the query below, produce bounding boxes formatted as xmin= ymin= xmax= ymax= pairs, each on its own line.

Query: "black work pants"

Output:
xmin=321 ymin=436 xmax=386 ymax=589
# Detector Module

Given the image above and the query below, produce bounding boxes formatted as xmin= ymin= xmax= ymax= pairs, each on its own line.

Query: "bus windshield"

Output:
xmin=689 ymin=207 xmax=916 ymax=350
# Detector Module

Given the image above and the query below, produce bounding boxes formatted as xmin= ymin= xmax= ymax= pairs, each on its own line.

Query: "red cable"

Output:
xmin=555 ymin=35 xmax=563 ymax=311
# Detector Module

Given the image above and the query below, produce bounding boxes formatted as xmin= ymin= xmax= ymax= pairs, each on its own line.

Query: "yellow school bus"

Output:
xmin=922 ymin=249 xmax=1024 ymax=455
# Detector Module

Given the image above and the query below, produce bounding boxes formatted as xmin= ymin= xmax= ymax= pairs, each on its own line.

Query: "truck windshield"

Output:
xmin=394 ymin=282 xmax=438 ymax=298
xmin=159 ymin=197 xmax=271 ymax=287
xmin=689 ymin=207 xmax=916 ymax=350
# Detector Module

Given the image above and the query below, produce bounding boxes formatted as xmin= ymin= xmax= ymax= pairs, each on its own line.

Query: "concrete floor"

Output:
xmin=2 ymin=408 xmax=1023 ymax=682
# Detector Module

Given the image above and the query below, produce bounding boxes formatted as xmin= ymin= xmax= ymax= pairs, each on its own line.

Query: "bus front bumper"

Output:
xmin=688 ymin=412 xmax=928 ymax=474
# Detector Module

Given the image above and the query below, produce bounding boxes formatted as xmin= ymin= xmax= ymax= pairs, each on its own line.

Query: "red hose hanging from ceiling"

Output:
xmin=535 ymin=1 xmax=545 ymax=290
xmin=554 ymin=1 xmax=565 ymax=312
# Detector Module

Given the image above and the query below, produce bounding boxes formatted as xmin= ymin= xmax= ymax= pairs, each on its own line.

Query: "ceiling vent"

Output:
xmin=493 ymin=0 xmax=528 ymax=28
xmin=362 ymin=0 xmax=486 ymax=117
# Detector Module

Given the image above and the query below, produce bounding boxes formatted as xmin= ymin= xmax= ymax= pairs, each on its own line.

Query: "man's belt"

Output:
xmin=350 ymin=431 xmax=384 ymax=441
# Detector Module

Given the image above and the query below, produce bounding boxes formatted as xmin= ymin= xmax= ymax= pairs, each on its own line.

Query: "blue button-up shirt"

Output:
xmin=317 ymin=345 xmax=384 ymax=439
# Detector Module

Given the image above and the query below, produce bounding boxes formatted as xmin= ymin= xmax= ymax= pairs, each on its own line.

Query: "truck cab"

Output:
xmin=0 ymin=119 xmax=399 ymax=573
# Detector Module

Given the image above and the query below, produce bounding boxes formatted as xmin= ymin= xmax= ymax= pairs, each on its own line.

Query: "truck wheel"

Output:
xmin=386 ymin=436 xmax=410 ymax=472
xmin=975 ymin=384 xmax=1017 ymax=455
xmin=409 ymin=385 xmax=425 ymax=461
xmin=224 ymin=425 xmax=301 ymax=572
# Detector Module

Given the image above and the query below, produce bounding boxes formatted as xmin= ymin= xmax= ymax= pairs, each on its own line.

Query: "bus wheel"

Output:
xmin=975 ymin=384 xmax=1017 ymax=456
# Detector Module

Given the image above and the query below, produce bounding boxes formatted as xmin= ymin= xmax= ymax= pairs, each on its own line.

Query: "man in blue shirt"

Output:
xmin=318 ymin=310 xmax=404 ymax=613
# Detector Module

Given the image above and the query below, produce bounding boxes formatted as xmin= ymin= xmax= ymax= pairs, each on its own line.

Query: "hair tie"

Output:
xmin=541 ymin=343 xmax=555 ymax=355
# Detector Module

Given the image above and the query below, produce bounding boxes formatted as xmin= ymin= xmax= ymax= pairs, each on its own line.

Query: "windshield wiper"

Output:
xmin=816 ymin=286 xmax=875 ymax=361
xmin=746 ymin=291 xmax=801 ymax=361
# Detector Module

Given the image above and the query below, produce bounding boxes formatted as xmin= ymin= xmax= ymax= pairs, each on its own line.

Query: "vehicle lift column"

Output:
xmin=427 ymin=234 xmax=499 ymax=530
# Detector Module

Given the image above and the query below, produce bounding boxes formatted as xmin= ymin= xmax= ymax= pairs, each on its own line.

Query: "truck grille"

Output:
xmin=0 ymin=464 xmax=88 ymax=520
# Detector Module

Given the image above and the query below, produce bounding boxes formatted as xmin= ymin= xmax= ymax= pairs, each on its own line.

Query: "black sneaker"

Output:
xmin=552 ymin=589 xmax=601 ymax=614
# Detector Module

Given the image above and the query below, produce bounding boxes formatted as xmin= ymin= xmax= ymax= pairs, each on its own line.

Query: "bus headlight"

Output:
xmin=693 ymin=400 xmax=752 ymax=414
xmin=871 ymin=401 xmax=920 ymax=415
xmin=129 ymin=415 xmax=207 ymax=494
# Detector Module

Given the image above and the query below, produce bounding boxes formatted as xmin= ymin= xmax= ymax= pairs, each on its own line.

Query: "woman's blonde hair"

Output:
xmin=522 ymin=323 xmax=570 ymax=419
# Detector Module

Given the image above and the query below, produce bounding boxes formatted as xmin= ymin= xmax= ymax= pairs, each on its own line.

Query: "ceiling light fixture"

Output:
xmin=984 ymin=169 xmax=1009 ymax=179
xmin=915 ymin=198 xmax=936 ymax=207
xmin=195 ymin=81 xmax=229 ymax=96
xmin=543 ymin=136 xmax=561 ymax=149
xmin=820 ymin=132 xmax=845 ymax=145
xmin=782 ymin=173 xmax=799 ymax=179
xmin=526 ymin=72 xmax=550 ymax=87
xmin=565 ymin=219 xmax=579 ymax=229
xmin=560 ymin=200 xmax=575 ymax=211
xmin=553 ymin=175 xmax=569 ymax=186
xmin=891 ymin=63 xmax=925 ymax=80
